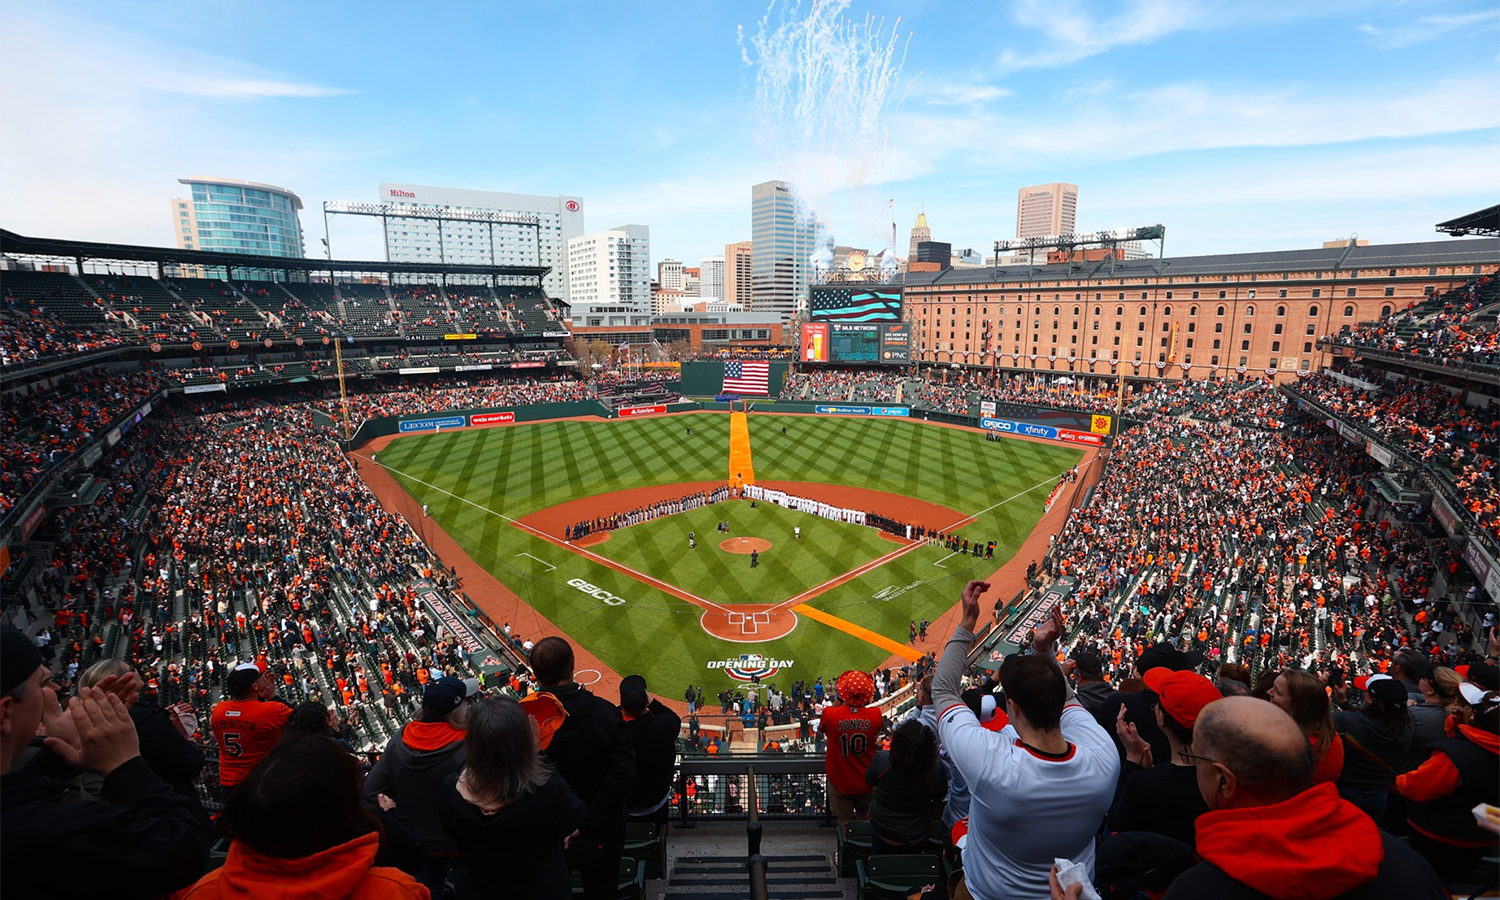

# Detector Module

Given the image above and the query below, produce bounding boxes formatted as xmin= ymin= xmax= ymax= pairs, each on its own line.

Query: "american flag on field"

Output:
xmin=722 ymin=360 xmax=770 ymax=395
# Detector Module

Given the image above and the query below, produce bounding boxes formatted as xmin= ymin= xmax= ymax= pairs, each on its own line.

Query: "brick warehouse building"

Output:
xmin=903 ymin=237 xmax=1499 ymax=381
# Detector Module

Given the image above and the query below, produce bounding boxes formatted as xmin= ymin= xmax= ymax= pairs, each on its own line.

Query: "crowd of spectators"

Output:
xmin=330 ymin=375 xmax=594 ymax=424
xmin=0 ymin=306 xmax=126 ymax=368
xmin=1325 ymin=269 xmax=1499 ymax=368
xmin=0 ymin=367 xmax=164 ymax=513
xmin=1292 ymin=369 xmax=1498 ymax=541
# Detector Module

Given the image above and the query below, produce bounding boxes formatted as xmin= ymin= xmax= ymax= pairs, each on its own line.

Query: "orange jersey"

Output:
xmin=211 ymin=699 xmax=293 ymax=787
xmin=819 ymin=704 xmax=883 ymax=795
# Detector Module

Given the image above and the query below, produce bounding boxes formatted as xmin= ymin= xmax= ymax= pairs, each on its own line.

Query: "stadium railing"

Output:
xmin=1319 ymin=339 xmax=1500 ymax=382
xmin=677 ymin=754 xmax=833 ymax=825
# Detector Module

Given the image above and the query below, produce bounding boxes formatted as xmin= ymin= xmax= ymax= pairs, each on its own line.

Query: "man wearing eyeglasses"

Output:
xmin=1159 ymin=697 xmax=1445 ymax=900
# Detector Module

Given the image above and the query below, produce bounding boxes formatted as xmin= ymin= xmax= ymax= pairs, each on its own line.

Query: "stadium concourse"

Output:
xmin=3 ymin=251 xmax=1499 ymax=899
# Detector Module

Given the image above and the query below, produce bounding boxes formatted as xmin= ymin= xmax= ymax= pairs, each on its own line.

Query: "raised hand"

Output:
xmin=958 ymin=580 xmax=990 ymax=632
xmin=1116 ymin=705 xmax=1152 ymax=767
xmin=43 ymin=687 xmax=141 ymax=776
xmin=1033 ymin=605 xmax=1065 ymax=656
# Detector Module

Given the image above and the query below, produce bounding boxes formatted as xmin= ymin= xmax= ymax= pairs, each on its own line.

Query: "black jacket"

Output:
xmin=1110 ymin=761 xmax=1209 ymax=847
xmin=439 ymin=770 xmax=587 ymax=900
xmin=539 ymin=682 xmax=635 ymax=839
xmin=622 ymin=699 xmax=680 ymax=815
xmin=365 ymin=721 xmax=468 ymax=855
xmin=1 ymin=757 xmax=213 ymax=900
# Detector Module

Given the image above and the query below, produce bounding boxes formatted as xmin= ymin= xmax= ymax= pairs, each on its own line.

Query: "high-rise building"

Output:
xmin=171 ymin=177 xmax=305 ymax=257
xmin=750 ymin=180 xmax=820 ymax=320
xmin=1016 ymin=182 xmax=1078 ymax=239
xmin=724 ymin=240 xmax=752 ymax=309
xmin=658 ymin=258 xmax=685 ymax=291
xmin=377 ymin=183 xmax=584 ymax=301
xmin=566 ymin=224 xmax=651 ymax=325
xmin=699 ymin=255 xmax=725 ymax=301
xmin=907 ymin=211 xmax=930 ymax=262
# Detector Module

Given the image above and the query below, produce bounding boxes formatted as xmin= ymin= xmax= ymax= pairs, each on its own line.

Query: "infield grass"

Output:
xmin=372 ymin=412 xmax=1080 ymax=690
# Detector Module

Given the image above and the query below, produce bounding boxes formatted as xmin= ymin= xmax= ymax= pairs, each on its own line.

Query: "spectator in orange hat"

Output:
xmin=1110 ymin=668 xmax=1218 ymax=846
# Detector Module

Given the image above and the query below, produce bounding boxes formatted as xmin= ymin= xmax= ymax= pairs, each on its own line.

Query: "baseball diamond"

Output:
xmin=363 ymin=411 xmax=1083 ymax=693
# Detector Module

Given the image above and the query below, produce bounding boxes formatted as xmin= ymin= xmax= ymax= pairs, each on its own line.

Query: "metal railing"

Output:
xmin=677 ymin=756 xmax=834 ymax=824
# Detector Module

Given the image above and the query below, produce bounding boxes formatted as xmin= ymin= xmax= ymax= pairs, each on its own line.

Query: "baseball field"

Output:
xmin=369 ymin=412 xmax=1081 ymax=690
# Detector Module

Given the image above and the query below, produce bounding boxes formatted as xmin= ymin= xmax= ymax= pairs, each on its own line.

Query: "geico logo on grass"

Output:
xmin=872 ymin=580 xmax=925 ymax=602
xmin=567 ymin=578 xmax=626 ymax=606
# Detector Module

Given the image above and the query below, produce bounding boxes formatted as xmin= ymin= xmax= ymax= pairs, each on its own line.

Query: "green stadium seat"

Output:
xmin=838 ymin=819 xmax=873 ymax=877
xmin=621 ymin=822 xmax=665 ymax=879
xmin=856 ymin=853 xmax=948 ymax=900
xmin=570 ymin=859 xmax=646 ymax=900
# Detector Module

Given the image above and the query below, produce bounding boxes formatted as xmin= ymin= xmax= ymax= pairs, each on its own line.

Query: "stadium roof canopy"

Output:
xmin=0 ymin=229 xmax=550 ymax=280
xmin=903 ymin=237 xmax=1500 ymax=287
xmin=1436 ymin=204 xmax=1500 ymax=238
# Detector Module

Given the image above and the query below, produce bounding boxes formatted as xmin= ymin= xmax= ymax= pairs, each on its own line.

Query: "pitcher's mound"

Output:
xmin=720 ymin=536 xmax=772 ymax=554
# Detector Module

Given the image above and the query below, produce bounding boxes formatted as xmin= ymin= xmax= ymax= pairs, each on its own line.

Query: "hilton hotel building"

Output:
xmin=377 ymin=183 xmax=584 ymax=302
xmin=903 ymin=238 xmax=1499 ymax=382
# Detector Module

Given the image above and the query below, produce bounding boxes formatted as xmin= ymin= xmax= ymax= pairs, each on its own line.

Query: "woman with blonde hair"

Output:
xmin=1267 ymin=668 xmax=1344 ymax=785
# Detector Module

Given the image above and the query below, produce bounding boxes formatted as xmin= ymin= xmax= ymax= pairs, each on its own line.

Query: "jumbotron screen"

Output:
xmin=809 ymin=285 xmax=903 ymax=323
xmin=801 ymin=322 xmax=910 ymax=365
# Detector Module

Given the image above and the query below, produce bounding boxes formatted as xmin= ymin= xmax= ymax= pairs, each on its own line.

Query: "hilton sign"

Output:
xmin=388 ymin=189 xmax=416 ymax=198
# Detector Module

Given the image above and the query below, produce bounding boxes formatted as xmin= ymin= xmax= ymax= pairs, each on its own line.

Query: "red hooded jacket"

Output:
xmin=182 ymin=832 xmax=428 ymax=900
xmin=1161 ymin=782 xmax=1445 ymax=900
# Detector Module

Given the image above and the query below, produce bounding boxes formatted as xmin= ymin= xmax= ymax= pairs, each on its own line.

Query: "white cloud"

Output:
xmin=1358 ymin=9 xmax=1500 ymax=50
xmin=889 ymin=76 xmax=1500 ymax=171
xmin=910 ymin=80 xmax=1011 ymax=106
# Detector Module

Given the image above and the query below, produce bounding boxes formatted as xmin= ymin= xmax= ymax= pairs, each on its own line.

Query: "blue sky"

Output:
xmin=1 ymin=0 xmax=1496 ymax=269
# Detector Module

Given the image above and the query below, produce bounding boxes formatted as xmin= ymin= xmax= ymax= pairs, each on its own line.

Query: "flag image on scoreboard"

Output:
xmin=722 ymin=361 xmax=770 ymax=395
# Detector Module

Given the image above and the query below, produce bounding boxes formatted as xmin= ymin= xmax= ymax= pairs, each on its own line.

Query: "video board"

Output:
xmin=809 ymin=285 xmax=903 ymax=323
xmin=802 ymin=322 xmax=910 ymax=365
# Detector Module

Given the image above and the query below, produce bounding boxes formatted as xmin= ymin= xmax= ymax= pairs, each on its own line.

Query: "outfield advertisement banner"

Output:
xmin=981 ymin=416 xmax=1103 ymax=446
xmin=470 ymin=412 xmax=516 ymax=426
xmin=399 ymin=416 xmax=466 ymax=432
xmin=814 ymin=405 xmax=910 ymax=417
xmin=618 ymin=404 xmax=667 ymax=417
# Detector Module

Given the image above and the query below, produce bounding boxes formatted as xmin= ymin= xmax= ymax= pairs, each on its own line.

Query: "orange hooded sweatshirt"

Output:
xmin=181 ymin=832 xmax=429 ymax=900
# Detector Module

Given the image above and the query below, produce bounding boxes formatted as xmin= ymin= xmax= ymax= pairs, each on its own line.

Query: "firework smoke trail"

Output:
xmin=739 ymin=0 xmax=913 ymax=255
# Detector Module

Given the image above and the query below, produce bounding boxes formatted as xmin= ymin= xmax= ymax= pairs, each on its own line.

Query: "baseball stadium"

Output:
xmin=3 ymin=214 xmax=1499 ymax=900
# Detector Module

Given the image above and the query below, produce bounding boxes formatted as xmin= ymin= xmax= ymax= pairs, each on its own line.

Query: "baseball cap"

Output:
xmin=1456 ymin=662 xmax=1500 ymax=693
xmin=1 ymin=626 xmax=44 ymax=696
xmin=962 ymin=687 xmax=1010 ymax=732
xmin=519 ymin=691 xmax=568 ymax=749
xmin=1353 ymin=673 xmax=1391 ymax=692
xmin=836 ymin=670 xmax=874 ymax=707
xmin=422 ymin=676 xmax=476 ymax=714
xmin=1368 ymin=678 xmax=1408 ymax=708
xmin=226 ymin=662 xmax=265 ymax=697
xmin=1458 ymin=682 xmax=1492 ymax=706
xmin=1071 ymin=648 xmax=1104 ymax=678
xmin=1135 ymin=643 xmax=1205 ymax=676
xmin=1143 ymin=668 xmax=1221 ymax=731
xmin=619 ymin=674 xmax=649 ymax=715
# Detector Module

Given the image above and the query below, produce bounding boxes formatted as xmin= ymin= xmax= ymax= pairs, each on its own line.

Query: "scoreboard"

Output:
xmin=801 ymin=322 xmax=910 ymax=365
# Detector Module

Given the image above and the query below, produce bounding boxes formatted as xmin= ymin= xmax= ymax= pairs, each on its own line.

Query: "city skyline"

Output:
xmin=2 ymin=0 xmax=1497 ymax=272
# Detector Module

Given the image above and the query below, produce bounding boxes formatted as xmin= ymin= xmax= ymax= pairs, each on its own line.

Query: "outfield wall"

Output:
xmin=347 ymin=394 xmax=1115 ymax=449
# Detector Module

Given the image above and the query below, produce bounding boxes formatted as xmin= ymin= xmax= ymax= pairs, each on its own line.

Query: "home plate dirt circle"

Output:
xmin=700 ymin=605 xmax=799 ymax=642
xmin=720 ymin=536 xmax=772 ymax=554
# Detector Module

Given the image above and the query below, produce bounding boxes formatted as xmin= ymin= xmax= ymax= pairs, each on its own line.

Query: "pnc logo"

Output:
xmin=389 ymin=189 xmax=415 ymax=198
xmin=567 ymin=578 xmax=625 ymax=606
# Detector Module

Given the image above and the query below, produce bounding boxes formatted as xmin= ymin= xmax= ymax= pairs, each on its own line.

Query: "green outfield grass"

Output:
xmin=373 ymin=412 xmax=1080 ymax=690
xmin=592 ymin=500 xmax=894 ymax=603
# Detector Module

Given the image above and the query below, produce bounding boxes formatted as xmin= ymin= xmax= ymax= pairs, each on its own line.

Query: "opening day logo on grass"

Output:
xmin=706 ymin=653 xmax=793 ymax=682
